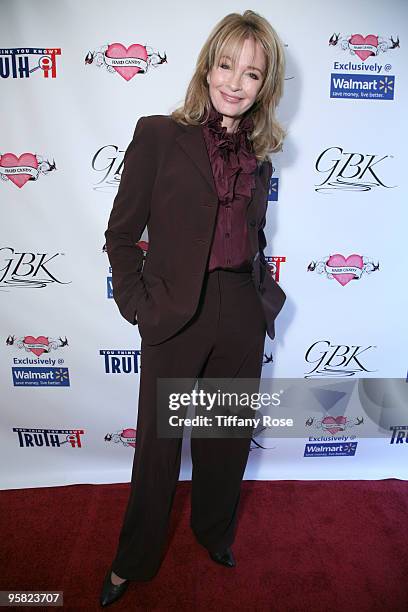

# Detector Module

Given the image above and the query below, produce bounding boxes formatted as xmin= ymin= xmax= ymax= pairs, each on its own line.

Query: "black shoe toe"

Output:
xmin=209 ymin=546 xmax=236 ymax=568
xmin=100 ymin=569 xmax=129 ymax=607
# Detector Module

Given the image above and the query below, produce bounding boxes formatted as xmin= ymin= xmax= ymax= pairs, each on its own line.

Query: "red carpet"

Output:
xmin=1 ymin=480 xmax=407 ymax=611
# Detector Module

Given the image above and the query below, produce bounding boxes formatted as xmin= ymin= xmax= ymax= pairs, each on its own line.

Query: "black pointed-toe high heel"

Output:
xmin=208 ymin=546 xmax=236 ymax=568
xmin=99 ymin=568 xmax=130 ymax=607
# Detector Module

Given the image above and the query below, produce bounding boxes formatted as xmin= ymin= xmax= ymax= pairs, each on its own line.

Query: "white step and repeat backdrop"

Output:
xmin=1 ymin=0 xmax=407 ymax=489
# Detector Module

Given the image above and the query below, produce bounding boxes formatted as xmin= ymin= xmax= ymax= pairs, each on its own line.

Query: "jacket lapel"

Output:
xmin=176 ymin=124 xmax=217 ymax=196
xmin=175 ymin=121 xmax=262 ymax=215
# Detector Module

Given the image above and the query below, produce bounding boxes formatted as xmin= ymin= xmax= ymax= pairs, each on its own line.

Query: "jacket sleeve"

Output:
xmin=105 ymin=116 xmax=156 ymax=325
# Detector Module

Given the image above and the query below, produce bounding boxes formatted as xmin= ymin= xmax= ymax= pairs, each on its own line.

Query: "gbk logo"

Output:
xmin=315 ymin=147 xmax=396 ymax=193
xmin=0 ymin=247 xmax=70 ymax=289
xmin=92 ymin=145 xmax=124 ymax=192
xmin=304 ymin=340 xmax=377 ymax=378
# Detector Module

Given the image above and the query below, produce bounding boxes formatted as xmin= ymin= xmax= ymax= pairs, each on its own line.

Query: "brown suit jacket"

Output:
xmin=105 ymin=115 xmax=286 ymax=345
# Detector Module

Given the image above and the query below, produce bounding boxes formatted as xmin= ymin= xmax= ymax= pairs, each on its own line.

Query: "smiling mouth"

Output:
xmin=221 ymin=92 xmax=242 ymax=102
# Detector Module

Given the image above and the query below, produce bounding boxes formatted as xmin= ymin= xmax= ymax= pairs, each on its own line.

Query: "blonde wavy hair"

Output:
xmin=171 ymin=10 xmax=287 ymax=162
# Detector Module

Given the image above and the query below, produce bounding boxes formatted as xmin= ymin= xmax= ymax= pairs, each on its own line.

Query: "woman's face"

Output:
xmin=206 ymin=37 xmax=266 ymax=131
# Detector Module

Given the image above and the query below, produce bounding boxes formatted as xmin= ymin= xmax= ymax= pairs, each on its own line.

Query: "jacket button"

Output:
xmin=249 ymin=220 xmax=256 ymax=227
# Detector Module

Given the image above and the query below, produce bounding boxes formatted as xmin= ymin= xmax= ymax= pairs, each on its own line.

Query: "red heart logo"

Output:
xmin=322 ymin=416 xmax=347 ymax=435
xmin=24 ymin=336 xmax=50 ymax=357
xmin=106 ymin=43 xmax=148 ymax=81
xmin=120 ymin=428 xmax=137 ymax=448
xmin=327 ymin=254 xmax=363 ymax=286
xmin=0 ymin=153 xmax=38 ymax=188
xmin=349 ymin=34 xmax=378 ymax=62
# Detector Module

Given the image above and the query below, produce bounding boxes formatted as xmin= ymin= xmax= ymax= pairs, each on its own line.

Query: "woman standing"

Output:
xmin=101 ymin=10 xmax=286 ymax=607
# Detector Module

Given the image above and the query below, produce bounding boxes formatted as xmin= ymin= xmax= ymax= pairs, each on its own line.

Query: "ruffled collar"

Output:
xmin=203 ymin=102 xmax=254 ymax=139
xmin=202 ymin=102 xmax=257 ymax=205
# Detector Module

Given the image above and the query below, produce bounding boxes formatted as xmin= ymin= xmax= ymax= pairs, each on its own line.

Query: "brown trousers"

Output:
xmin=111 ymin=268 xmax=266 ymax=580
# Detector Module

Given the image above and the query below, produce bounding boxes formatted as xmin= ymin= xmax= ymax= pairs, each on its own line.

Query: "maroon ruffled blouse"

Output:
xmin=202 ymin=103 xmax=258 ymax=272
